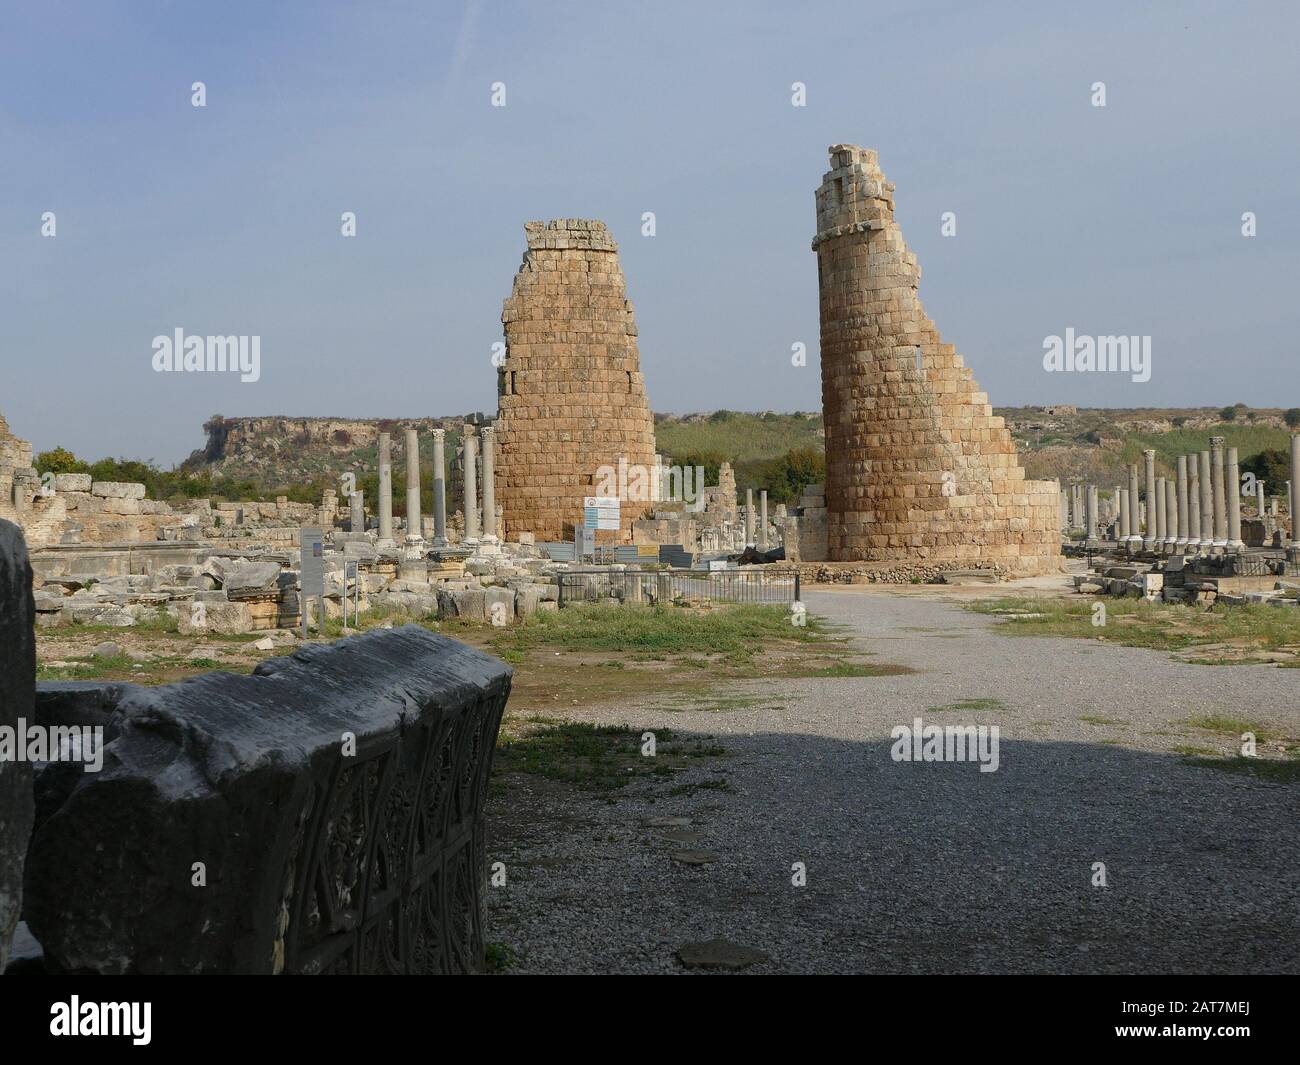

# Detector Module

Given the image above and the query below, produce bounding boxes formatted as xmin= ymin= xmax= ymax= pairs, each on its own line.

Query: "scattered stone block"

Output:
xmin=24 ymin=626 xmax=512 ymax=973
xmin=177 ymin=601 xmax=252 ymax=635
xmin=52 ymin=473 xmax=91 ymax=492
xmin=515 ymin=584 xmax=544 ymax=618
xmin=90 ymin=481 xmax=146 ymax=500
xmin=219 ymin=561 xmax=282 ymax=596
xmin=484 ymin=586 xmax=515 ymax=623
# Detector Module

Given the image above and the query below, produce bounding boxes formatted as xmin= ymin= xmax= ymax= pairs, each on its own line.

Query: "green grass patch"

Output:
xmin=970 ymin=596 xmax=1300 ymax=654
xmin=37 ymin=652 xmax=137 ymax=680
xmin=1079 ymin=714 xmax=1123 ymax=726
xmin=493 ymin=718 xmax=725 ymax=792
xmin=486 ymin=603 xmax=829 ymax=658
xmin=1182 ymin=714 xmax=1270 ymax=740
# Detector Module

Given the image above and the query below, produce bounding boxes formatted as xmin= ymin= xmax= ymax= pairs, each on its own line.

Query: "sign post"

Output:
xmin=582 ymin=496 xmax=620 ymax=561
xmin=299 ymin=527 xmax=325 ymax=640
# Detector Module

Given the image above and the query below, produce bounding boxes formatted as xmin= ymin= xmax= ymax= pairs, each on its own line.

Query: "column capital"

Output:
xmin=431 ymin=427 xmax=445 ymax=442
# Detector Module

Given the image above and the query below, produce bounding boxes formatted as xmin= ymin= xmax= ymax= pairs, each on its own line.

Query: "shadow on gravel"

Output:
xmin=485 ymin=731 xmax=1300 ymax=975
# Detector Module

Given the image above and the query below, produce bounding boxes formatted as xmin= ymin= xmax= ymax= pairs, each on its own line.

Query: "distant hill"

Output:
xmin=124 ymin=405 xmax=1300 ymax=504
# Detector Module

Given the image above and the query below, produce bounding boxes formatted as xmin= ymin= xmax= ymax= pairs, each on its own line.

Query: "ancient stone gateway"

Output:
xmin=812 ymin=146 xmax=1060 ymax=573
xmin=494 ymin=219 xmax=656 ymax=543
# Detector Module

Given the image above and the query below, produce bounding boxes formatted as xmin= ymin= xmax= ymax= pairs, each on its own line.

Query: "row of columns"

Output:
xmin=1072 ymin=433 xmax=1300 ymax=556
xmin=743 ymin=488 xmax=770 ymax=548
xmin=364 ymin=425 xmax=498 ymax=555
xmin=1112 ymin=437 xmax=1296 ymax=554
xmin=1061 ymin=483 xmax=1105 ymax=535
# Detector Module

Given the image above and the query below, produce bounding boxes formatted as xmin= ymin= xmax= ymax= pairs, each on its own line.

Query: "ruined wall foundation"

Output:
xmin=813 ymin=146 xmax=1060 ymax=574
xmin=494 ymin=220 xmax=656 ymax=543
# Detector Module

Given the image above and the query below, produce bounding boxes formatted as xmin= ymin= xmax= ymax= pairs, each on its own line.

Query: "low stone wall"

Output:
xmin=23 ymin=625 xmax=511 ymax=974
xmin=797 ymin=560 xmax=1013 ymax=585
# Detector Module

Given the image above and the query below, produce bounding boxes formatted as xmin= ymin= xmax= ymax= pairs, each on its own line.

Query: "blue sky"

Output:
xmin=2 ymin=0 xmax=1297 ymax=465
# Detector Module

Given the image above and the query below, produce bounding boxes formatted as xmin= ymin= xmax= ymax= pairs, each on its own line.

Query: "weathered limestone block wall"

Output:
xmin=0 ymin=413 xmax=38 ymax=527
xmin=0 ymin=521 xmax=36 ymax=971
xmin=25 ymin=626 xmax=511 ymax=974
xmin=813 ymin=146 xmax=1059 ymax=573
xmin=495 ymin=219 xmax=657 ymax=542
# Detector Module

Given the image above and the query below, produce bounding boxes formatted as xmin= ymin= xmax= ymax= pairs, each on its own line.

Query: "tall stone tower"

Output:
xmin=494 ymin=219 xmax=656 ymax=542
xmin=812 ymin=146 xmax=1059 ymax=573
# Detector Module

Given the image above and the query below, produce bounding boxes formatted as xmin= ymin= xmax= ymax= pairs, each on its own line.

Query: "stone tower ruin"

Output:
xmin=812 ymin=145 xmax=1059 ymax=573
xmin=494 ymin=219 xmax=656 ymax=542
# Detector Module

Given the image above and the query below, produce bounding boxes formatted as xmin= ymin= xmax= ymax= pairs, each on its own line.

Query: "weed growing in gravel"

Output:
xmin=928 ymin=698 xmax=1006 ymax=713
xmin=970 ymin=596 xmax=1300 ymax=657
xmin=484 ymin=942 xmax=517 ymax=973
xmin=1182 ymin=714 xmax=1271 ymax=741
xmin=494 ymin=717 xmax=726 ymax=792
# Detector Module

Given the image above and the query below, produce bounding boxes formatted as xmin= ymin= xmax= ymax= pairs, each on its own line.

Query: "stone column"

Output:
xmin=1127 ymin=464 xmax=1141 ymax=545
xmin=1290 ymin=435 xmax=1300 ymax=550
xmin=349 ymin=490 xmax=365 ymax=533
xmin=1256 ymin=480 xmax=1266 ymax=518
xmin=1086 ymin=485 xmax=1098 ymax=541
xmin=1198 ymin=450 xmax=1213 ymax=553
xmin=1225 ymin=446 xmax=1243 ymax=551
xmin=1165 ymin=480 xmax=1178 ymax=552
xmin=1154 ymin=477 xmax=1167 ymax=546
xmin=1118 ymin=489 xmax=1129 ymax=540
xmin=463 ymin=427 xmax=480 ymax=542
xmin=1143 ymin=450 xmax=1157 ymax=549
xmin=1187 ymin=459 xmax=1201 ymax=548
xmin=431 ymin=429 xmax=448 ymax=547
xmin=480 ymin=426 xmax=497 ymax=542
xmin=404 ymin=428 xmax=422 ymax=547
xmin=758 ymin=490 xmax=769 ymax=549
xmin=1059 ymin=490 xmax=1069 ymax=531
xmin=377 ymin=432 xmax=393 ymax=543
xmin=1175 ymin=455 xmax=1188 ymax=549
xmin=1210 ymin=437 xmax=1227 ymax=547
xmin=745 ymin=488 xmax=755 ymax=545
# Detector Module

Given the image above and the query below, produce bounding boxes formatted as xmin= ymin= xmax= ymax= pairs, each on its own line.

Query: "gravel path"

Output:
xmin=485 ymin=587 xmax=1300 ymax=974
